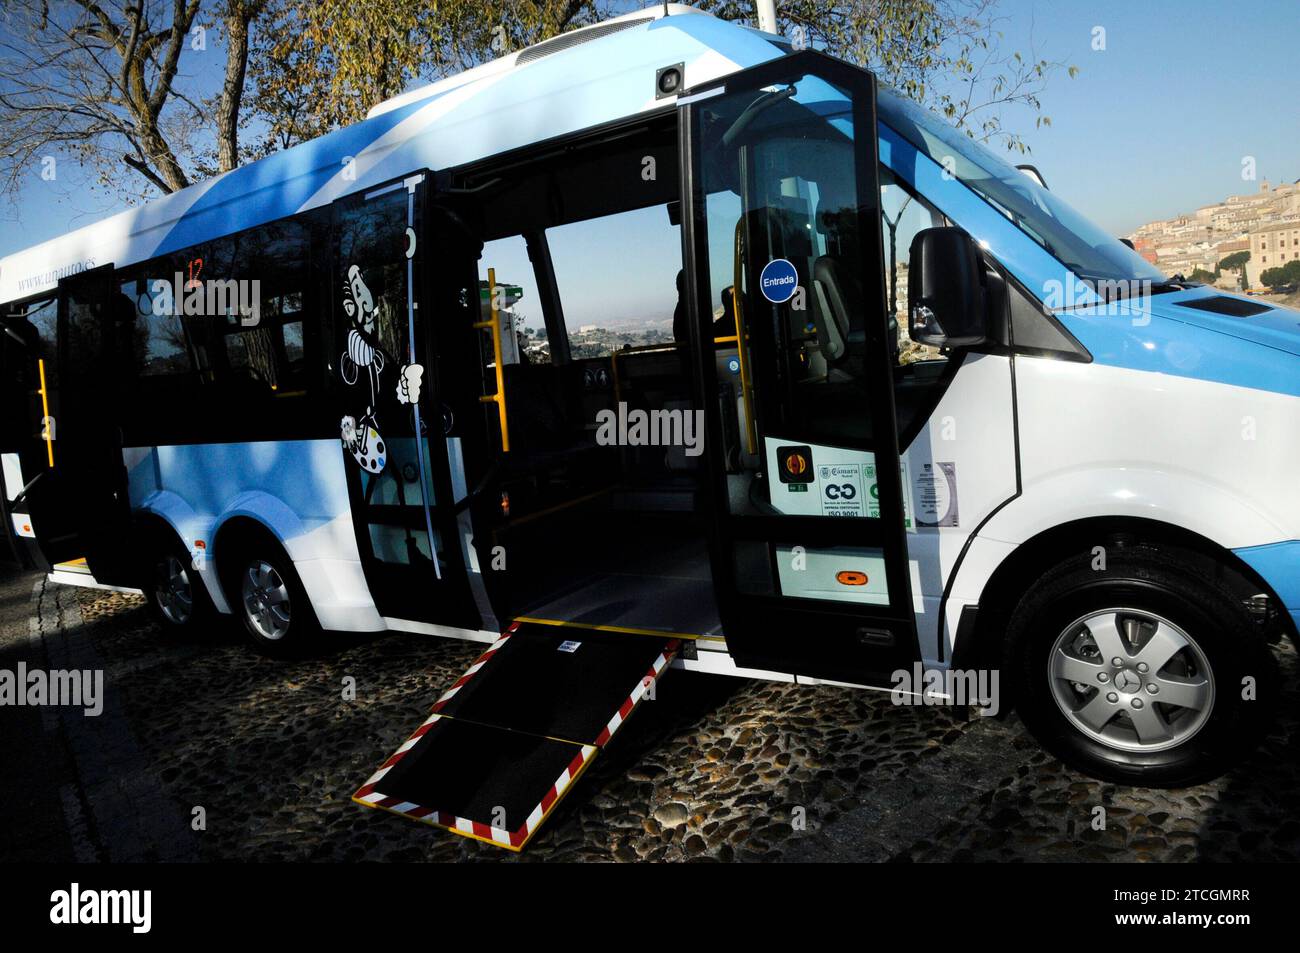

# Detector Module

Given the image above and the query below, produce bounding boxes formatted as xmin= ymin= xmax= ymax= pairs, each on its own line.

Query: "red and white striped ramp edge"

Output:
xmin=353 ymin=711 xmax=597 ymax=849
xmin=351 ymin=633 xmax=681 ymax=850
xmin=595 ymin=637 xmax=680 ymax=746
xmin=428 ymin=629 xmax=513 ymax=714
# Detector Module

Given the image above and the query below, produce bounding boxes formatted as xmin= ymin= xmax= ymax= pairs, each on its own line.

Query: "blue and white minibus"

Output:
xmin=1 ymin=5 xmax=1295 ymax=844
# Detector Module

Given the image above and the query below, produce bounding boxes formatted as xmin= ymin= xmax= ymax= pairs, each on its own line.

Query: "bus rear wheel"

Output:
xmin=1007 ymin=547 xmax=1278 ymax=787
xmin=226 ymin=540 xmax=317 ymax=657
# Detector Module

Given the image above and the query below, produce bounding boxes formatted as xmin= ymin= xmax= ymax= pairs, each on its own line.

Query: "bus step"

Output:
xmin=52 ymin=558 xmax=92 ymax=574
xmin=352 ymin=621 xmax=679 ymax=851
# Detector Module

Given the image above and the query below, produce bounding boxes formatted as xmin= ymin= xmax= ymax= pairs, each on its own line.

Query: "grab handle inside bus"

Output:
xmin=12 ymin=469 xmax=45 ymax=506
xmin=474 ymin=268 xmax=511 ymax=453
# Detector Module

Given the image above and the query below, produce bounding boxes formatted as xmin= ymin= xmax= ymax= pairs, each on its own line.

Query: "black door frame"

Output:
xmin=329 ymin=173 xmax=481 ymax=628
xmin=678 ymin=51 xmax=919 ymax=685
xmin=18 ymin=264 xmax=136 ymax=583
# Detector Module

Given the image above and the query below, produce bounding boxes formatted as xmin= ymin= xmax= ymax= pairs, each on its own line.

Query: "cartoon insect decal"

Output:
xmin=338 ymin=263 xmax=423 ymax=474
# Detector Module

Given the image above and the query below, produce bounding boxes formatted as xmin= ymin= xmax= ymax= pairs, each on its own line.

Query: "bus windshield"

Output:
xmin=877 ymin=87 xmax=1168 ymax=288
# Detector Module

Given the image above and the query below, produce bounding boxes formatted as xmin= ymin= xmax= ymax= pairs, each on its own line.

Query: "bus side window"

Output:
xmin=120 ymin=273 xmax=192 ymax=378
xmin=23 ymin=298 xmax=58 ymax=391
xmin=116 ymin=217 xmax=315 ymax=444
xmin=879 ymin=167 xmax=948 ymax=366
xmin=200 ymin=218 xmax=312 ymax=402
xmin=878 ymin=167 xmax=954 ymax=439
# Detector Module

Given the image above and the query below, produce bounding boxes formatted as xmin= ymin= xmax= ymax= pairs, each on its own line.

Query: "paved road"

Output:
xmin=3 ymin=567 xmax=1298 ymax=862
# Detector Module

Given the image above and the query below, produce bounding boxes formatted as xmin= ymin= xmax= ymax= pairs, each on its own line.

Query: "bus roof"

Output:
xmin=0 ymin=5 xmax=784 ymax=304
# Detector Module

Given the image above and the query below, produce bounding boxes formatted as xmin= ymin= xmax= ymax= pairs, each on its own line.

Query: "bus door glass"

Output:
xmin=0 ymin=298 xmax=54 ymax=567
xmin=16 ymin=265 xmax=135 ymax=583
xmin=331 ymin=175 xmax=480 ymax=627
xmin=681 ymin=52 xmax=918 ymax=684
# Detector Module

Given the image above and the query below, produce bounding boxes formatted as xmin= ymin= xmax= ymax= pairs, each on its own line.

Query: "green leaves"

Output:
xmin=247 ymin=0 xmax=606 ymax=152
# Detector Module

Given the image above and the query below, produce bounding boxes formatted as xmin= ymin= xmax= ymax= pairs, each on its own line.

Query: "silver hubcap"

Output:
xmin=1049 ymin=608 xmax=1215 ymax=753
xmin=241 ymin=559 xmax=291 ymax=641
xmin=155 ymin=555 xmax=193 ymax=625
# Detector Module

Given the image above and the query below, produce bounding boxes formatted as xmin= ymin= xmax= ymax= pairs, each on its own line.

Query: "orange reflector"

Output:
xmin=500 ymin=491 xmax=510 ymax=517
xmin=194 ymin=540 xmax=206 ymax=549
xmin=22 ymin=524 xmax=31 ymax=534
xmin=836 ymin=570 xmax=868 ymax=586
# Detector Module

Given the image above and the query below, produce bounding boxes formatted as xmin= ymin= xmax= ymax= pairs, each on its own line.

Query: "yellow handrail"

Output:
xmin=37 ymin=358 xmax=53 ymax=467
xmin=473 ymin=268 xmax=510 ymax=452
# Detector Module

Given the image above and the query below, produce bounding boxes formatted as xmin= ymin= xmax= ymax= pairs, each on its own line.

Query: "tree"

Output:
xmin=1218 ymin=250 xmax=1250 ymax=272
xmin=0 ymin=0 xmax=207 ymax=197
xmin=1217 ymin=249 xmax=1250 ymax=290
xmin=1260 ymin=260 xmax=1300 ymax=289
xmin=247 ymin=0 xmax=609 ymax=153
xmin=0 ymin=0 xmax=280 ymax=199
xmin=1189 ymin=268 xmax=1217 ymax=284
xmin=215 ymin=0 xmax=270 ymax=174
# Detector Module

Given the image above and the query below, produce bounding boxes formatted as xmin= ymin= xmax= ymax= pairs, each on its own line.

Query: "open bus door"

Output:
xmin=0 ymin=307 xmax=40 ymax=568
xmin=17 ymin=264 xmax=136 ymax=585
xmin=330 ymin=174 xmax=488 ymax=630
xmin=679 ymin=51 xmax=919 ymax=685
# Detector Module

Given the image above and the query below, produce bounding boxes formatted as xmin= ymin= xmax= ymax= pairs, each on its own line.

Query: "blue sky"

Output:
xmin=2 ymin=0 xmax=1297 ymax=260
xmin=986 ymin=0 xmax=1300 ymax=234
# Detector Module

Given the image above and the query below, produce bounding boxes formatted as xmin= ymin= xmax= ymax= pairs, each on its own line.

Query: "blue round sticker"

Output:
xmin=759 ymin=258 xmax=799 ymax=304
xmin=727 ymin=357 xmax=740 ymax=374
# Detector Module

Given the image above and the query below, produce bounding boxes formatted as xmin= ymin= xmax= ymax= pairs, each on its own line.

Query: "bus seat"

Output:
xmin=810 ymin=255 xmax=855 ymax=364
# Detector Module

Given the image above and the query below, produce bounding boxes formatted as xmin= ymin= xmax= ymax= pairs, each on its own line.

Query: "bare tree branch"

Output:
xmin=0 ymin=0 xmax=207 ymax=201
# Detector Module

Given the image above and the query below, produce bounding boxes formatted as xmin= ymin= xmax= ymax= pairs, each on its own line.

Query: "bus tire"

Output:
xmin=225 ymin=537 xmax=318 ymax=658
xmin=142 ymin=531 xmax=215 ymax=633
xmin=1007 ymin=547 xmax=1277 ymax=787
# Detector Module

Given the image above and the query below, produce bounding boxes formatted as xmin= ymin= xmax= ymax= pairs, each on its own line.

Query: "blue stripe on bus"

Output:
xmin=151 ymin=98 xmax=432 ymax=257
xmin=1234 ymin=540 xmax=1300 ymax=614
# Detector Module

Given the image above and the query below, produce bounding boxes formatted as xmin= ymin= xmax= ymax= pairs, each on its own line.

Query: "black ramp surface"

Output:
xmin=433 ymin=624 xmax=673 ymax=745
xmin=519 ymin=572 xmax=719 ymax=635
xmin=508 ymin=514 xmax=722 ymax=635
xmin=374 ymin=717 xmax=587 ymax=834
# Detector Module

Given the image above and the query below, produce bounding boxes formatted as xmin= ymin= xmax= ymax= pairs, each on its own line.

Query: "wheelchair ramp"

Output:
xmin=353 ymin=622 xmax=679 ymax=851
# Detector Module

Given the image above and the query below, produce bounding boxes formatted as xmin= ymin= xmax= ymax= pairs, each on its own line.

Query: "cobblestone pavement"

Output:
xmin=4 ymin=570 xmax=1299 ymax=863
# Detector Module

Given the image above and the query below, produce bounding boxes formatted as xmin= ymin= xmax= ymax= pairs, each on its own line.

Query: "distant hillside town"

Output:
xmin=1129 ymin=178 xmax=1300 ymax=290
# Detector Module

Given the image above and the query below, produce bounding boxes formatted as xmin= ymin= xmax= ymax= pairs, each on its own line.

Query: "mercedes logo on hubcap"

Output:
xmin=1114 ymin=668 xmax=1142 ymax=694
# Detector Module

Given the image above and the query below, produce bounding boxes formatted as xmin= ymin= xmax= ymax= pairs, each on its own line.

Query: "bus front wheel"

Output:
xmin=1008 ymin=547 xmax=1278 ymax=787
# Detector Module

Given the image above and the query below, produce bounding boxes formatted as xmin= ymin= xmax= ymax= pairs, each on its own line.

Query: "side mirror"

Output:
xmin=908 ymin=226 xmax=987 ymax=348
